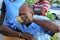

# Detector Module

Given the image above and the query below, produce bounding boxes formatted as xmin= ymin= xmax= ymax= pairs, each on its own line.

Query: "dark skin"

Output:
xmin=0 ymin=25 xmax=34 ymax=40
xmin=0 ymin=25 xmax=19 ymax=37
xmin=33 ymin=19 xmax=60 ymax=33
xmin=19 ymin=4 xmax=60 ymax=33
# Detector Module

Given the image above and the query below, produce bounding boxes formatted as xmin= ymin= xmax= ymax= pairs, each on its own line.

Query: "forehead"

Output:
xmin=19 ymin=4 xmax=32 ymax=14
xmin=19 ymin=7 xmax=32 ymax=14
xmin=19 ymin=8 xmax=29 ymax=12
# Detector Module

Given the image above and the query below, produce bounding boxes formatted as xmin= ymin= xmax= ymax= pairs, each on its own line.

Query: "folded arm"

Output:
xmin=0 ymin=25 xmax=20 ymax=37
xmin=33 ymin=19 xmax=60 ymax=33
xmin=0 ymin=25 xmax=34 ymax=40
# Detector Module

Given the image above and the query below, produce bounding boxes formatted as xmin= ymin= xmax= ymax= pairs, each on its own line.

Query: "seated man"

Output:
xmin=15 ymin=3 xmax=60 ymax=40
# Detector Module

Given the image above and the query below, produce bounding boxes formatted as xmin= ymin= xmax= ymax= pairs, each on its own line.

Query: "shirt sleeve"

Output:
xmin=34 ymin=15 xmax=50 ymax=20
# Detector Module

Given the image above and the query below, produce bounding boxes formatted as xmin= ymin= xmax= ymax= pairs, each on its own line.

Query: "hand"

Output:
xmin=30 ymin=37 xmax=35 ymax=40
xmin=16 ymin=16 xmax=24 ymax=23
xmin=20 ymin=32 xmax=34 ymax=40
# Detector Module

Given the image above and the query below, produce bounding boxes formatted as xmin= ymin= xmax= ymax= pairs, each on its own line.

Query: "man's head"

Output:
xmin=19 ymin=3 xmax=34 ymax=24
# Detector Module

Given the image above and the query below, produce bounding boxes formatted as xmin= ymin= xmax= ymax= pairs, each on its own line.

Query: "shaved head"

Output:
xmin=19 ymin=3 xmax=33 ymax=14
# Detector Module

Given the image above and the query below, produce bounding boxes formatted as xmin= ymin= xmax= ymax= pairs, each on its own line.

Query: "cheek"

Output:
xmin=26 ymin=15 xmax=30 ymax=19
xmin=20 ymin=16 xmax=26 ymax=20
xmin=29 ymin=14 xmax=33 ymax=18
xmin=27 ymin=15 xmax=33 ymax=20
xmin=27 ymin=14 xmax=32 ymax=17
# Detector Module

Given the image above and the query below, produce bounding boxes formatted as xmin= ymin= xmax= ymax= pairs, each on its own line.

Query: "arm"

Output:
xmin=0 ymin=25 xmax=20 ymax=37
xmin=0 ymin=25 xmax=34 ymax=40
xmin=33 ymin=19 xmax=60 ymax=33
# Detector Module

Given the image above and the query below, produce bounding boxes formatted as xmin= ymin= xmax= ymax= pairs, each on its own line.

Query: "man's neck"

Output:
xmin=26 ymin=23 xmax=31 ymax=27
xmin=23 ymin=22 xmax=32 ymax=27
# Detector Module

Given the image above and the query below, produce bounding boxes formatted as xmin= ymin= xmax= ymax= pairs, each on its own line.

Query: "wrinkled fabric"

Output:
xmin=3 ymin=0 xmax=25 ymax=29
xmin=3 ymin=0 xmax=25 ymax=22
xmin=3 ymin=15 xmax=51 ymax=40
xmin=16 ymin=15 xmax=50 ymax=40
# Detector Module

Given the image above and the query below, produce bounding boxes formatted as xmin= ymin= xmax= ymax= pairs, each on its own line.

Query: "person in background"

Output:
xmin=33 ymin=0 xmax=50 ymax=16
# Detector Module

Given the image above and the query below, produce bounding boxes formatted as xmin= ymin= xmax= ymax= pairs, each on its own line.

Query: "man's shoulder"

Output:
xmin=34 ymin=15 xmax=50 ymax=20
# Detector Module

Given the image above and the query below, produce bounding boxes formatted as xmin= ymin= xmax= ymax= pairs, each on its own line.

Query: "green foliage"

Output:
xmin=51 ymin=34 xmax=57 ymax=40
xmin=25 ymin=0 xmax=36 ymax=5
xmin=46 ymin=11 xmax=55 ymax=20
xmin=51 ymin=33 xmax=60 ymax=40
xmin=49 ymin=0 xmax=55 ymax=4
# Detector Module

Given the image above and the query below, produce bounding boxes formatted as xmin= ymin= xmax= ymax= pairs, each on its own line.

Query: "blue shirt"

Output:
xmin=3 ymin=0 xmax=25 ymax=29
xmin=3 ymin=0 xmax=51 ymax=39
xmin=16 ymin=15 xmax=50 ymax=40
xmin=3 ymin=0 xmax=25 ymax=22
xmin=3 ymin=15 xmax=50 ymax=40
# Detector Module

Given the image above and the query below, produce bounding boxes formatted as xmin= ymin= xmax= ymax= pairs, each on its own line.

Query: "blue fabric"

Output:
xmin=34 ymin=15 xmax=50 ymax=20
xmin=15 ymin=15 xmax=51 ymax=40
xmin=3 ymin=0 xmax=25 ymax=22
xmin=34 ymin=15 xmax=55 ymax=36
xmin=3 ymin=15 xmax=51 ymax=40
xmin=3 ymin=1 xmax=51 ymax=39
xmin=3 ymin=0 xmax=25 ymax=29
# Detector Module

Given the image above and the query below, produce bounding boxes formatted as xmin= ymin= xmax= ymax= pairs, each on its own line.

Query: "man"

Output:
xmin=0 ymin=0 xmax=34 ymax=40
xmin=33 ymin=0 xmax=50 ymax=16
xmin=15 ymin=3 xmax=60 ymax=40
